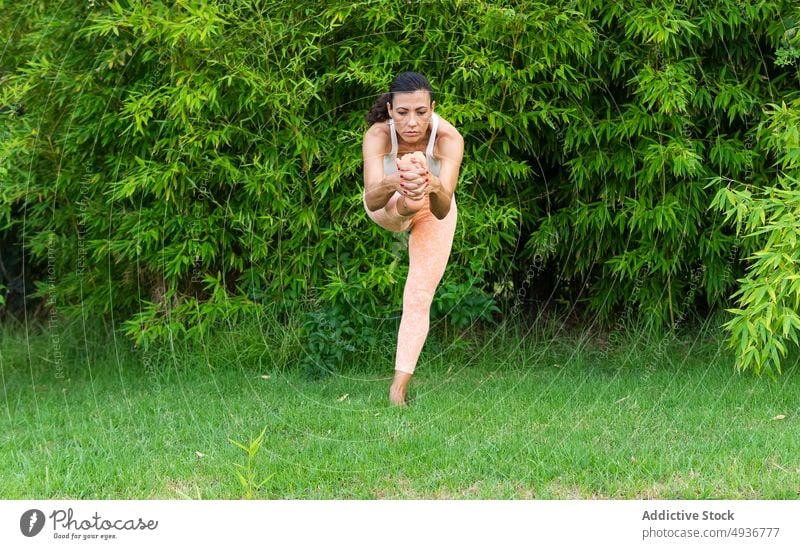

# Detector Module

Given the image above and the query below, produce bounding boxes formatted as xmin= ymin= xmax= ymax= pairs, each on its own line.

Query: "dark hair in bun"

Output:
xmin=365 ymin=71 xmax=434 ymax=126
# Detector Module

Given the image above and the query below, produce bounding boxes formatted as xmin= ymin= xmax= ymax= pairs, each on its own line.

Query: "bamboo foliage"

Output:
xmin=1 ymin=0 xmax=799 ymax=373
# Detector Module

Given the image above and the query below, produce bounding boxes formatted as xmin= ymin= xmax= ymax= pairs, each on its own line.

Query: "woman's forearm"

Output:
xmin=364 ymin=175 xmax=397 ymax=212
xmin=427 ymin=174 xmax=452 ymax=220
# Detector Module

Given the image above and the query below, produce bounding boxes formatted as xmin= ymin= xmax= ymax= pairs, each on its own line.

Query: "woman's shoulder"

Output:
xmin=364 ymin=119 xmax=391 ymax=141
xmin=435 ymin=114 xmax=463 ymax=142
xmin=362 ymin=120 xmax=392 ymax=155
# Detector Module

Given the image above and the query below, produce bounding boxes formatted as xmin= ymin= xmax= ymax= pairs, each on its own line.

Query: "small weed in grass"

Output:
xmin=228 ymin=426 xmax=275 ymax=500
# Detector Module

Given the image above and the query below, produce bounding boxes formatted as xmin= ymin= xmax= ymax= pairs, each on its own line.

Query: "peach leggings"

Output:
xmin=363 ymin=189 xmax=458 ymax=374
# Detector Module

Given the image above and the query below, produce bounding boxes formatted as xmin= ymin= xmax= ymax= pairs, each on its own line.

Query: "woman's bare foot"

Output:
xmin=402 ymin=151 xmax=427 ymax=164
xmin=389 ymin=371 xmax=413 ymax=406
xmin=396 ymin=193 xmax=426 ymax=216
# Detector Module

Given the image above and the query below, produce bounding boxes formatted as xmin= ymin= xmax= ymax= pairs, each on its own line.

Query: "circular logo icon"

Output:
xmin=20 ymin=509 xmax=45 ymax=537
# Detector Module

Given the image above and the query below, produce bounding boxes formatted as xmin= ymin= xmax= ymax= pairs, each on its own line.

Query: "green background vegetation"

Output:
xmin=2 ymin=0 xmax=800 ymax=376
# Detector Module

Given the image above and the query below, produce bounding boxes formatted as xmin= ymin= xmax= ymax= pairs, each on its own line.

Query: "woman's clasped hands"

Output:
xmin=396 ymin=152 xmax=430 ymax=200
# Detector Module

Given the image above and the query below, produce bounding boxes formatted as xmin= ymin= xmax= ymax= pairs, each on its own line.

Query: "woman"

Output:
xmin=362 ymin=71 xmax=464 ymax=406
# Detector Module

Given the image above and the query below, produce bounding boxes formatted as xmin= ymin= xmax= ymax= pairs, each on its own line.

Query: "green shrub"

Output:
xmin=710 ymin=94 xmax=800 ymax=377
xmin=2 ymin=0 xmax=799 ymax=374
xmin=299 ymin=302 xmax=359 ymax=378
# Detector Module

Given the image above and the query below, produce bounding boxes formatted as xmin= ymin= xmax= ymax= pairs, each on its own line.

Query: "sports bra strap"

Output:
xmin=388 ymin=118 xmax=398 ymax=155
xmin=425 ymin=113 xmax=439 ymax=157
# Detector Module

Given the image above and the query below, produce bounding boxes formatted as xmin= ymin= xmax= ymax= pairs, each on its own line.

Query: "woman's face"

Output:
xmin=387 ymin=90 xmax=435 ymax=145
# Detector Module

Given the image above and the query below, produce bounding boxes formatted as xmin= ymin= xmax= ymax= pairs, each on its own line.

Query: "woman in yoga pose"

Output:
xmin=362 ymin=71 xmax=464 ymax=406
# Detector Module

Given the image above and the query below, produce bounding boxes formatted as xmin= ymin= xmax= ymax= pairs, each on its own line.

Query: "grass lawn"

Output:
xmin=1 ymin=311 xmax=798 ymax=499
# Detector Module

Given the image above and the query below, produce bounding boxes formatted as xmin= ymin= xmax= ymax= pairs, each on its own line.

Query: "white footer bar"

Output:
xmin=3 ymin=500 xmax=797 ymax=548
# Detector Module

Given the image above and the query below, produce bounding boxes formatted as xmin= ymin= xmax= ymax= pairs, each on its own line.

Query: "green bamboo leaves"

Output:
xmin=1 ymin=0 xmax=799 ymax=375
xmin=711 ymin=96 xmax=800 ymax=377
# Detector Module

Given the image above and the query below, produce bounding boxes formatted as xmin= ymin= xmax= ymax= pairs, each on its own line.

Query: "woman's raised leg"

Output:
xmin=363 ymin=190 xmax=426 ymax=233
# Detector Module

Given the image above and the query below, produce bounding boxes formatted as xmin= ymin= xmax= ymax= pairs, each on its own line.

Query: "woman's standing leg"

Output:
xmin=390 ymin=195 xmax=458 ymax=405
